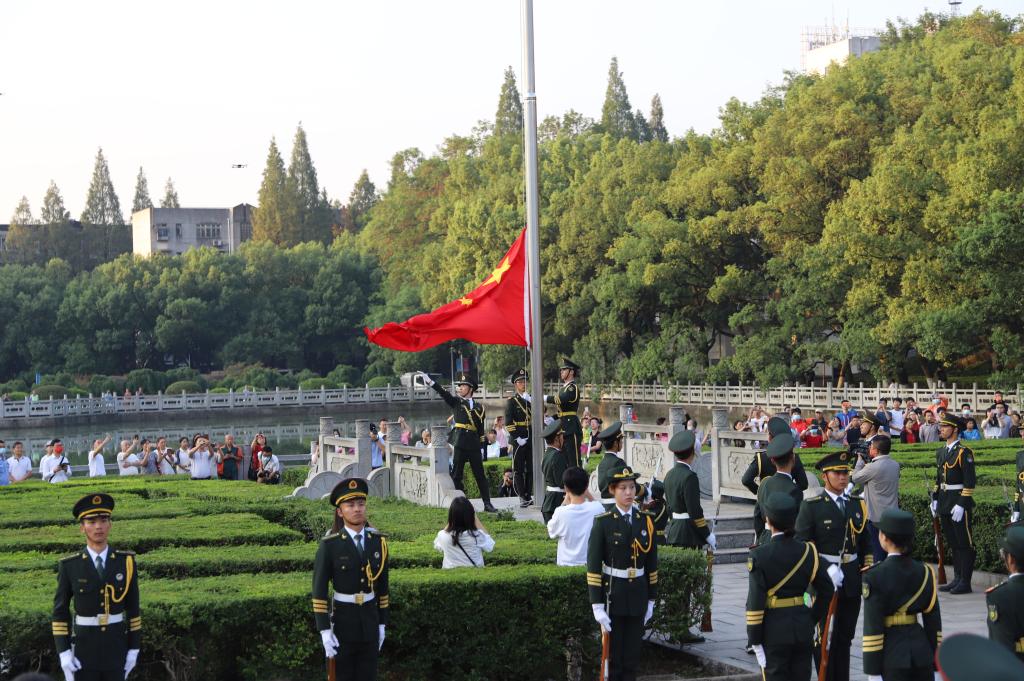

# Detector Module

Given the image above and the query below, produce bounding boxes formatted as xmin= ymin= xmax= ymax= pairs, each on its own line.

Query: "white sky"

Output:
xmin=0 ymin=1 xmax=1019 ymax=220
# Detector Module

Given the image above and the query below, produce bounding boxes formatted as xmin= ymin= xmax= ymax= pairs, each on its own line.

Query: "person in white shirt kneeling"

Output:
xmin=547 ymin=466 xmax=605 ymax=566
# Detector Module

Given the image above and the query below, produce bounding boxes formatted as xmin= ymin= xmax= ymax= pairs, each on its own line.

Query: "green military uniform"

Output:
xmin=587 ymin=462 xmax=657 ymax=681
xmin=645 ymin=479 xmax=668 ymax=545
xmin=755 ymin=435 xmax=804 ymax=545
xmin=312 ymin=478 xmax=390 ymax=681
xmin=795 ymin=451 xmax=873 ymax=681
xmin=429 ymin=372 xmax=494 ymax=510
xmin=742 ymin=418 xmax=809 ymax=537
xmin=861 ymin=509 xmax=941 ymax=681
xmin=937 ymin=632 xmax=1024 ymax=681
xmin=985 ymin=526 xmax=1024 ymax=662
xmin=504 ymin=368 xmax=533 ymax=504
xmin=540 ymin=419 xmax=568 ymax=524
xmin=932 ymin=415 xmax=976 ymax=593
xmin=546 ymin=358 xmax=583 ymax=468
xmin=746 ymin=493 xmax=833 ymax=681
xmin=664 ymin=430 xmax=711 ymax=548
xmin=1013 ymin=448 xmax=1024 ymax=521
xmin=595 ymin=421 xmax=627 ymax=502
xmin=53 ymin=494 xmax=141 ymax=681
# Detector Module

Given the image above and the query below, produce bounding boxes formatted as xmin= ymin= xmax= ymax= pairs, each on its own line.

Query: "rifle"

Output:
xmin=700 ymin=499 xmax=721 ymax=633
xmin=927 ymin=482 xmax=947 ymax=585
xmin=817 ymin=515 xmax=850 ymax=681
xmin=598 ymin=630 xmax=610 ymax=681
xmin=327 ymin=656 xmax=336 ymax=681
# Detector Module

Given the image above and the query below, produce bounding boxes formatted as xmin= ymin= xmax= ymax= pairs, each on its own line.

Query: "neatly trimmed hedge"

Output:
xmin=165 ymin=380 xmax=202 ymax=394
xmin=31 ymin=383 xmax=73 ymax=399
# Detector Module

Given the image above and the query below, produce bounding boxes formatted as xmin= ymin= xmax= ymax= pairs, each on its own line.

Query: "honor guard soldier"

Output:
xmin=596 ymin=421 xmax=627 ymax=502
xmin=419 ymin=371 xmax=496 ymax=513
xmin=931 ymin=414 xmax=976 ymax=594
xmin=742 ymin=416 xmax=810 ymax=538
xmin=746 ymin=493 xmax=833 ymax=681
xmin=505 ymin=368 xmax=533 ymax=508
xmin=313 ymin=478 xmax=390 ymax=681
xmin=796 ymin=451 xmax=872 ymax=681
xmin=861 ymin=508 xmax=941 ymax=681
xmin=1012 ymin=440 xmax=1024 ymax=524
xmin=545 ymin=358 xmax=583 ymax=468
xmin=588 ymin=461 xmax=658 ymax=681
xmin=755 ymin=434 xmax=804 ymax=544
xmin=643 ymin=479 xmax=668 ymax=545
xmin=541 ymin=419 xmax=569 ymax=524
xmin=53 ymin=494 xmax=141 ymax=681
xmin=986 ymin=525 xmax=1024 ymax=662
xmin=936 ymin=633 xmax=1024 ymax=681
xmin=664 ymin=430 xmax=715 ymax=551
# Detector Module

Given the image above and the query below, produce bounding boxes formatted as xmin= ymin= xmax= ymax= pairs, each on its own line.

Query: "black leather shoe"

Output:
xmin=483 ymin=503 xmax=498 ymax=513
xmin=948 ymin=582 xmax=973 ymax=594
xmin=938 ymin=579 xmax=959 ymax=592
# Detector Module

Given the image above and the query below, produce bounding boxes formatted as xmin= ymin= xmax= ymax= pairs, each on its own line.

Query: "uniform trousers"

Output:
xmin=608 ymin=614 xmax=644 ymax=681
xmin=512 ymin=439 xmax=532 ymax=500
xmin=940 ymin=508 xmax=975 ymax=581
xmin=452 ymin=446 xmax=492 ymax=504
xmin=877 ymin=666 xmax=932 ymax=681
xmin=812 ymin=590 xmax=861 ymax=681
xmin=75 ymin=672 xmax=125 ymax=681
xmin=764 ymin=641 xmax=812 ymax=681
xmin=335 ymin=640 xmax=378 ymax=681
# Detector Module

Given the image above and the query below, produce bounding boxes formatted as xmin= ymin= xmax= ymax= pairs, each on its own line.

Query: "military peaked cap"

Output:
xmin=815 ymin=450 xmax=852 ymax=473
xmin=876 ymin=508 xmax=915 ymax=537
xmin=331 ymin=478 xmax=368 ymax=506
xmin=763 ymin=492 xmax=798 ymax=528
xmin=939 ymin=414 xmax=965 ymax=431
xmin=765 ymin=433 xmax=795 ymax=459
xmin=596 ymin=421 xmax=623 ymax=442
xmin=936 ymin=633 xmax=1024 ymax=681
xmin=559 ymin=357 xmax=580 ymax=372
xmin=668 ymin=430 xmax=696 ymax=454
xmin=73 ymin=493 xmax=115 ymax=521
xmin=509 ymin=368 xmax=528 ymax=383
xmin=766 ymin=416 xmax=790 ymax=437
xmin=542 ymin=418 xmax=564 ymax=440
xmin=454 ymin=372 xmax=478 ymax=390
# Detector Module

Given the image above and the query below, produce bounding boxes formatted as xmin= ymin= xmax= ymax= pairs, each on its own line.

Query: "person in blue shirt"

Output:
xmin=0 ymin=440 xmax=9 ymax=486
xmin=961 ymin=418 xmax=982 ymax=441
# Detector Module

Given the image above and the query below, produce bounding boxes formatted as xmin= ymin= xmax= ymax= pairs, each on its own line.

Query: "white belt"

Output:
xmin=602 ymin=564 xmax=645 ymax=579
xmin=333 ymin=591 xmax=375 ymax=605
xmin=940 ymin=484 xmax=963 ymax=490
xmin=546 ymin=486 xmax=562 ymax=492
xmin=819 ymin=552 xmax=859 ymax=564
xmin=671 ymin=512 xmax=691 ymax=520
xmin=75 ymin=613 xmax=124 ymax=626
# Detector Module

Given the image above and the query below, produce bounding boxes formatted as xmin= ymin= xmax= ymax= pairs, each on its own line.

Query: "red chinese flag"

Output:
xmin=364 ymin=228 xmax=530 ymax=351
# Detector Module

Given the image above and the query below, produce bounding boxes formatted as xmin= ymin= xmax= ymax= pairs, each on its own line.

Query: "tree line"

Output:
xmin=2 ymin=11 xmax=1023 ymax=390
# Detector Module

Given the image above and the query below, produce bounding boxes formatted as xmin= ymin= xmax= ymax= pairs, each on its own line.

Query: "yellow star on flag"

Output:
xmin=458 ymin=297 xmax=473 ymax=306
xmin=481 ymin=257 xmax=512 ymax=287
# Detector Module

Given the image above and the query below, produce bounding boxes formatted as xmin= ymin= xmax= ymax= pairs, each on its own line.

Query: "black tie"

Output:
xmin=354 ymin=533 xmax=364 ymax=558
xmin=838 ymin=496 xmax=846 ymax=515
xmin=95 ymin=555 xmax=105 ymax=579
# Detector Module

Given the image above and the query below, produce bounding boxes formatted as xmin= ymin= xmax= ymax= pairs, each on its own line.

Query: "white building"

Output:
xmin=802 ymin=27 xmax=880 ymax=75
xmin=131 ymin=204 xmax=254 ymax=256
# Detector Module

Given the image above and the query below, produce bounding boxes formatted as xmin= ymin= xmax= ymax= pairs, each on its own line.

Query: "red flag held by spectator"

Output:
xmin=364 ymin=228 xmax=529 ymax=352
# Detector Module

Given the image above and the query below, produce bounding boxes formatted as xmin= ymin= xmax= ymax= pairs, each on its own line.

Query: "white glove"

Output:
xmin=1013 ymin=511 xmax=1020 ymax=523
xmin=752 ymin=644 xmax=766 ymax=668
xmin=418 ymin=372 xmax=434 ymax=386
xmin=59 ymin=650 xmax=81 ymax=681
xmin=379 ymin=624 xmax=386 ymax=651
xmin=933 ymin=673 xmax=942 ymax=681
xmin=320 ymin=629 xmax=339 ymax=658
xmin=951 ymin=504 xmax=965 ymax=523
xmin=644 ymin=600 xmax=655 ymax=625
xmin=844 ymin=482 xmax=854 ymax=495
xmin=516 ymin=437 xmax=527 ymax=446
xmin=706 ymin=532 xmax=717 ymax=552
xmin=124 ymin=648 xmax=139 ymax=678
xmin=827 ymin=563 xmax=844 ymax=589
xmin=592 ymin=603 xmax=612 ymax=632
xmin=929 ymin=500 xmax=938 ymax=518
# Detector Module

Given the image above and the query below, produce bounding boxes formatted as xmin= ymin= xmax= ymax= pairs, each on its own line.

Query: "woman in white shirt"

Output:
xmin=88 ymin=435 xmax=112 ymax=477
xmin=155 ymin=437 xmax=177 ymax=475
xmin=175 ymin=437 xmax=192 ymax=474
xmin=116 ymin=439 xmax=142 ymax=475
xmin=188 ymin=435 xmax=221 ymax=480
xmin=433 ymin=496 xmax=495 ymax=568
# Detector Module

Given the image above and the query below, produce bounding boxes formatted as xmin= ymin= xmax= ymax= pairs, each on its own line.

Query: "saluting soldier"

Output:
xmin=986 ymin=524 xmax=1024 ymax=663
xmin=861 ymin=508 xmax=941 ymax=681
xmin=936 ymin=633 xmax=1024 ymax=681
xmin=746 ymin=492 xmax=833 ymax=681
xmin=53 ymin=493 xmax=141 ymax=681
xmin=796 ymin=451 xmax=872 ymax=681
xmin=596 ymin=421 xmax=627 ymax=502
xmin=931 ymin=414 xmax=976 ymax=594
xmin=545 ymin=358 xmax=583 ymax=468
xmin=664 ymin=430 xmax=715 ymax=552
xmin=313 ymin=478 xmax=390 ymax=681
xmin=541 ymin=419 xmax=569 ymax=524
xmin=505 ymin=368 xmax=533 ymax=508
xmin=419 ymin=371 xmax=497 ymax=513
xmin=587 ymin=461 xmax=658 ymax=681
xmin=741 ymin=416 xmax=810 ymax=538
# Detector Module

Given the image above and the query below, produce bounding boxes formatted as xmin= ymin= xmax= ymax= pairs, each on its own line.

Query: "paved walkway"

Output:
xmin=685 ymin=562 xmax=990 ymax=680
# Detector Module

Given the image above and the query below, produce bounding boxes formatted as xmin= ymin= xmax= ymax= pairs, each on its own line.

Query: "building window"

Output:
xmin=196 ymin=223 xmax=223 ymax=240
xmin=175 ymin=224 xmax=182 ymax=238
xmin=156 ymin=227 xmax=169 ymax=241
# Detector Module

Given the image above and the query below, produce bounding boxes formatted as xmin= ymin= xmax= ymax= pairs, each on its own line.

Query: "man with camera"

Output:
xmin=256 ymin=445 xmax=281 ymax=484
xmin=851 ymin=436 xmax=901 ymax=564
xmin=40 ymin=439 xmax=72 ymax=483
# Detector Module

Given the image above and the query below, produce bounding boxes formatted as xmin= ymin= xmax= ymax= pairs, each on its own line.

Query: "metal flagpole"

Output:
xmin=521 ymin=0 xmax=546 ymax=503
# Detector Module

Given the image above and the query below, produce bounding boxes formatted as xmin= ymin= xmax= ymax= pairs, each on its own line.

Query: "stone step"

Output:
xmin=709 ymin=513 xmax=753 ymax=533
xmin=711 ymin=546 xmax=750 ymax=564
xmin=715 ymin=529 xmax=754 ymax=551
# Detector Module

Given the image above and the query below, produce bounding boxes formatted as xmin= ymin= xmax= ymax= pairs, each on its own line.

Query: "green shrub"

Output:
xmin=41 ymin=372 xmax=75 ymax=388
xmin=298 ymin=377 xmax=338 ymax=390
xmin=86 ymin=374 xmax=117 ymax=395
xmin=165 ymin=380 xmax=202 ymax=394
xmin=0 ymin=378 xmax=28 ymax=393
xmin=210 ymin=386 xmax=230 ymax=394
xmin=366 ymin=376 xmax=397 ymax=388
xmin=327 ymin=363 xmax=360 ymax=386
xmin=125 ymin=368 xmax=166 ymax=394
xmin=7 ymin=391 xmax=28 ymax=400
xmin=163 ymin=367 xmax=204 ymax=388
xmin=31 ymin=384 xmax=70 ymax=399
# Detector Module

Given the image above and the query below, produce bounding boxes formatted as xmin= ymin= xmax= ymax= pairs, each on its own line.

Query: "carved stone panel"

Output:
xmin=398 ymin=466 xmax=430 ymax=505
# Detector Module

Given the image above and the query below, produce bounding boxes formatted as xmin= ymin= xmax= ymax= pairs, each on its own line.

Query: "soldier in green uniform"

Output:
xmin=931 ymin=414 xmax=976 ymax=594
xmin=1012 ymin=437 xmax=1023 ymax=524
xmin=419 ymin=371 xmax=497 ymax=513
xmin=796 ymin=450 xmax=873 ymax=681
xmin=936 ymin=633 xmax=1024 ymax=681
xmin=745 ymin=492 xmax=833 ymax=681
xmin=504 ymin=368 xmax=533 ymax=508
xmin=541 ymin=419 xmax=568 ymax=523
xmin=664 ymin=430 xmax=715 ymax=551
xmin=545 ymin=358 xmax=583 ymax=468
xmin=643 ymin=478 xmax=668 ymax=545
xmin=986 ymin=524 xmax=1024 ymax=662
xmin=754 ymin=434 xmax=804 ymax=544
xmin=312 ymin=478 xmax=390 ymax=681
xmin=587 ymin=461 xmax=658 ymax=681
xmin=741 ymin=416 xmax=810 ymax=538
xmin=53 ymin=493 xmax=141 ymax=681
xmin=861 ymin=508 xmax=941 ymax=681
xmin=596 ymin=421 xmax=627 ymax=502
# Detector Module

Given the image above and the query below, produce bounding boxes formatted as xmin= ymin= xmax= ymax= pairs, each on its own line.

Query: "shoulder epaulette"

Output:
xmin=366 ymin=529 xmax=389 ymax=539
xmin=639 ymin=509 xmax=656 ymax=517
xmin=986 ymin=581 xmax=1008 ymax=594
xmin=861 ymin=562 xmax=881 ymax=574
xmin=117 ymin=549 xmax=136 ymax=556
xmin=595 ymin=511 xmax=612 ymax=519
xmin=806 ymin=494 xmax=824 ymax=502
xmin=322 ymin=531 xmax=341 ymax=541
xmin=59 ymin=553 xmax=81 ymax=563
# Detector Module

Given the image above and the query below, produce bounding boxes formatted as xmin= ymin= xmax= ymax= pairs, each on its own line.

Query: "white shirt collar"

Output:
xmin=946 ymin=438 xmax=960 ymax=450
xmin=343 ymin=524 xmax=366 ymax=542
xmin=614 ymin=504 xmax=632 ymax=519
xmin=824 ymin=488 xmax=845 ymax=504
xmin=519 ymin=392 xmax=531 ymax=402
xmin=776 ymin=470 xmax=793 ymax=479
xmin=86 ymin=545 xmax=109 ymax=564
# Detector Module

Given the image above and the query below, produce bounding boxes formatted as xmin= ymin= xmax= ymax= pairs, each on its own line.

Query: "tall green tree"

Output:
xmin=634 ymin=108 xmax=651 ymax=142
xmin=40 ymin=181 xmax=70 ymax=224
xmin=161 ymin=178 xmax=180 ymax=208
xmin=131 ymin=167 xmax=152 ymax=214
xmin=345 ymin=170 xmax=378 ymax=232
xmin=649 ymin=94 xmax=668 ymax=142
xmin=287 ymin=124 xmax=331 ymax=244
xmin=81 ymin=148 xmax=123 ymax=225
xmin=253 ymin=138 xmax=290 ymax=244
xmin=10 ymin=196 xmax=33 ymax=226
xmin=494 ymin=66 xmax=523 ymax=137
xmin=600 ymin=57 xmax=636 ymax=140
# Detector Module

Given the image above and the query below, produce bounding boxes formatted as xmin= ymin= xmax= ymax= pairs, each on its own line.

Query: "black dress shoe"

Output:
xmin=938 ymin=579 xmax=959 ymax=592
xmin=948 ymin=582 xmax=973 ymax=594
xmin=483 ymin=503 xmax=498 ymax=513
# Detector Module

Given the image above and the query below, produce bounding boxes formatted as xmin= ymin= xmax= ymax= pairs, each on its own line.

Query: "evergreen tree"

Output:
xmin=347 ymin=170 xmax=378 ymax=231
xmin=161 ymin=178 xmax=180 ymax=208
xmin=10 ymin=196 xmax=34 ymax=226
xmin=634 ymin=108 xmax=652 ymax=142
xmin=649 ymin=94 xmax=669 ymax=142
xmin=287 ymin=124 xmax=330 ymax=243
xmin=253 ymin=138 xmax=289 ymax=244
xmin=600 ymin=57 xmax=637 ymax=140
xmin=131 ymin=167 xmax=152 ymax=214
xmin=494 ymin=66 xmax=524 ymax=137
xmin=40 ymin=181 xmax=69 ymax=224
xmin=81 ymin=148 xmax=124 ymax=225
